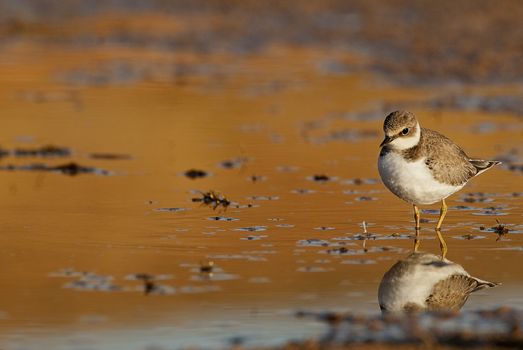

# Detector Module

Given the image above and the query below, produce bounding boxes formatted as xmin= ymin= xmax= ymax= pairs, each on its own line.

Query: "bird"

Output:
xmin=378 ymin=252 xmax=499 ymax=313
xmin=377 ymin=110 xmax=500 ymax=258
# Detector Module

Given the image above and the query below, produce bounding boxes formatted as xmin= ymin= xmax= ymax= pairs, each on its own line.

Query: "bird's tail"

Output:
xmin=471 ymin=277 xmax=500 ymax=293
xmin=469 ymin=159 xmax=502 ymax=176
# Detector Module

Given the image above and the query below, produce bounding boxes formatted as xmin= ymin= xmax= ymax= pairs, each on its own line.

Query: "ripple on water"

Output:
xmin=190 ymin=273 xmax=239 ymax=282
xmin=246 ymin=195 xmax=280 ymax=201
xmin=341 ymin=259 xmax=377 ymax=265
xmin=341 ymin=178 xmax=379 ymax=185
xmin=291 ymin=188 xmax=317 ymax=194
xmin=452 ymin=234 xmax=486 ymax=240
xmin=297 ymin=239 xmax=331 ymax=247
xmin=155 ymin=207 xmax=190 ymax=212
xmin=296 ymin=266 xmax=335 ymax=272
xmin=313 ymin=226 xmax=336 ymax=231
xmin=248 ymin=277 xmax=271 ymax=283
xmin=206 ymin=254 xmax=267 ymax=262
xmin=234 ymin=226 xmax=267 ymax=232
xmin=240 ymin=235 xmax=268 ymax=241
xmin=306 ymin=174 xmax=339 ymax=183
xmin=472 ymin=207 xmax=510 ymax=216
xmin=207 ymin=216 xmax=239 ymax=221
xmin=275 ymin=223 xmax=295 ymax=228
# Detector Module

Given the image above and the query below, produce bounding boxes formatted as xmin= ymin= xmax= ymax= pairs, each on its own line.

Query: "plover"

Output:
xmin=378 ymin=111 xmax=500 ymax=258
xmin=378 ymin=252 xmax=499 ymax=313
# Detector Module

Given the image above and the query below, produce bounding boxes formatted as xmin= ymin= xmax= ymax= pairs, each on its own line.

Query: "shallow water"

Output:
xmin=1 ymin=15 xmax=523 ymax=350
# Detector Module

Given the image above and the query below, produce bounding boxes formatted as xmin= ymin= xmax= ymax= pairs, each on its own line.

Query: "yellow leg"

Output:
xmin=413 ymin=205 xmax=421 ymax=252
xmin=435 ymin=199 xmax=448 ymax=259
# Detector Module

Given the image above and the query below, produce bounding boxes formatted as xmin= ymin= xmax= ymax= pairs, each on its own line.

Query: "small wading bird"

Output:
xmin=378 ymin=111 xmax=500 ymax=258
xmin=378 ymin=252 xmax=499 ymax=313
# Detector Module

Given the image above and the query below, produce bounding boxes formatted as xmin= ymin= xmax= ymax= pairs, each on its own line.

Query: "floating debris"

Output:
xmin=451 ymin=205 xmax=480 ymax=211
xmin=324 ymin=247 xmax=354 ymax=255
xmin=307 ymin=174 xmax=337 ymax=182
xmin=342 ymin=178 xmax=378 ymax=185
xmin=355 ymin=196 xmax=377 ymax=201
xmin=234 ymin=226 xmax=267 ymax=232
xmin=493 ymin=219 xmax=510 ymax=241
xmin=460 ymin=192 xmax=495 ymax=203
xmin=452 ymin=234 xmax=486 ymax=240
xmin=297 ymin=239 xmax=331 ymax=247
xmin=348 ymin=233 xmax=379 ymax=241
xmin=126 ymin=273 xmax=160 ymax=295
xmin=314 ymin=226 xmax=336 ymax=231
xmin=240 ymin=235 xmax=267 ymax=241
xmin=207 ymin=216 xmax=239 ymax=221
xmin=248 ymin=175 xmax=266 ymax=182
xmin=199 ymin=261 xmax=214 ymax=273
xmin=231 ymin=203 xmax=258 ymax=209
xmin=89 ymin=153 xmax=131 ymax=160
xmin=192 ymin=191 xmax=231 ymax=210
xmin=383 ymin=232 xmax=414 ymax=240
xmin=184 ymin=169 xmax=208 ymax=179
xmin=218 ymin=157 xmax=248 ymax=169
xmin=0 ymin=162 xmax=112 ymax=176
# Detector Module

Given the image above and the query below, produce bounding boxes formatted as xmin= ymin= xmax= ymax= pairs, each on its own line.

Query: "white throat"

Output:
xmin=388 ymin=122 xmax=420 ymax=150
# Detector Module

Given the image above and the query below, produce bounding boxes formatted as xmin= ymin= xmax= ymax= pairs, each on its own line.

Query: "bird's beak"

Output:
xmin=380 ymin=135 xmax=394 ymax=147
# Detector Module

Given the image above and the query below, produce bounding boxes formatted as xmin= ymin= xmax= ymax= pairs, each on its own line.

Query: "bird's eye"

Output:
xmin=401 ymin=128 xmax=409 ymax=135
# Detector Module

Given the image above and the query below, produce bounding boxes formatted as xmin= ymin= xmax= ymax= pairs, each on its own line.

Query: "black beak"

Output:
xmin=380 ymin=135 xmax=394 ymax=147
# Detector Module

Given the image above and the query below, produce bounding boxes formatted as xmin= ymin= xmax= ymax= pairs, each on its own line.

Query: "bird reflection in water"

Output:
xmin=378 ymin=252 xmax=499 ymax=313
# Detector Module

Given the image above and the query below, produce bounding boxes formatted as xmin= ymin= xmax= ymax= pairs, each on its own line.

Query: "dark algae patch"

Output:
xmin=89 ymin=152 xmax=132 ymax=160
xmin=184 ymin=169 xmax=208 ymax=179
xmin=13 ymin=145 xmax=71 ymax=158
xmin=0 ymin=162 xmax=112 ymax=176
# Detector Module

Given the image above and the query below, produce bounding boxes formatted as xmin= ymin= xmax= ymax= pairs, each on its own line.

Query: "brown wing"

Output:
xmin=421 ymin=129 xmax=477 ymax=186
xmin=426 ymin=274 xmax=497 ymax=311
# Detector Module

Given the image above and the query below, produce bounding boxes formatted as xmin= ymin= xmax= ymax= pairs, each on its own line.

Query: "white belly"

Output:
xmin=378 ymin=151 xmax=463 ymax=205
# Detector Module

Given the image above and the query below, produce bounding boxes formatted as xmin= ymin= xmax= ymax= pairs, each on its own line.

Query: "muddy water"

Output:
xmin=0 ymin=43 xmax=522 ymax=349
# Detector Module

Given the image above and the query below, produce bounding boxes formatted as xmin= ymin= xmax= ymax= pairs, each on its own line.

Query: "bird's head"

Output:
xmin=380 ymin=110 xmax=420 ymax=150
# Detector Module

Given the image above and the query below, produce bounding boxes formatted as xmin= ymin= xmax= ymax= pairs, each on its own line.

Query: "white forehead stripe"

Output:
xmin=389 ymin=122 xmax=420 ymax=150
